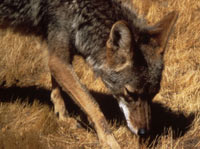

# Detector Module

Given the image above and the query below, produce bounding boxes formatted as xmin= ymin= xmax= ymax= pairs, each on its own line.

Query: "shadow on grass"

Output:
xmin=0 ymin=86 xmax=195 ymax=145
xmin=0 ymin=86 xmax=52 ymax=105
xmin=148 ymin=102 xmax=195 ymax=146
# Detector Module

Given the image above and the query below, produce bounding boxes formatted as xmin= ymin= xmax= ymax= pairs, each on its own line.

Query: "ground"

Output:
xmin=0 ymin=0 xmax=200 ymax=148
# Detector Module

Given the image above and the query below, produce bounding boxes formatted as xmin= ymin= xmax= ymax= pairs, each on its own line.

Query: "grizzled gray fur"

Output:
xmin=0 ymin=0 xmax=155 ymax=94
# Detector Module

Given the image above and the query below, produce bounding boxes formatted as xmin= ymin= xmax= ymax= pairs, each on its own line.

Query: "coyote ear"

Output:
xmin=148 ymin=11 xmax=178 ymax=53
xmin=107 ymin=21 xmax=132 ymax=51
xmin=106 ymin=21 xmax=132 ymax=68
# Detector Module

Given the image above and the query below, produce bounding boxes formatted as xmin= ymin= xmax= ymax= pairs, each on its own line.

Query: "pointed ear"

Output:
xmin=148 ymin=11 xmax=178 ymax=53
xmin=106 ymin=21 xmax=133 ymax=69
xmin=107 ymin=21 xmax=132 ymax=51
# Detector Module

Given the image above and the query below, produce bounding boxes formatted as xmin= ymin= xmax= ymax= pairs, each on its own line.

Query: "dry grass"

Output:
xmin=1 ymin=0 xmax=200 ymax=148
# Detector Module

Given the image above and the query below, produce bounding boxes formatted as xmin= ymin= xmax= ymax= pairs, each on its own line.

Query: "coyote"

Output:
xmin=0 ymin=0 xmax=178 ymax=148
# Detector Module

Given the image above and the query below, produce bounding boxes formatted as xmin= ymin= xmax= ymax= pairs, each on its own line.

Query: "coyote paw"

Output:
xmin=100 ymin=134 xmax=121 ymax=149
xmin=66 ymin=117 xmax=79 ymax=129
xmin=57 ymin=112 xmax=79 ymax=129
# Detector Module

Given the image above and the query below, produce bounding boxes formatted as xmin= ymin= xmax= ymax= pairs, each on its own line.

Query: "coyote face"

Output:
xmin=101 ymin=12 xmax=178 ymax=136
xmin=118 ymin=95 xmax=151 ymax=135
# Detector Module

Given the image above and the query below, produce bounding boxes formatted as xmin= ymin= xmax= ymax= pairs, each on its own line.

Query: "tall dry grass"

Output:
xmin=0 ymin=0 xmax=200 ymax=148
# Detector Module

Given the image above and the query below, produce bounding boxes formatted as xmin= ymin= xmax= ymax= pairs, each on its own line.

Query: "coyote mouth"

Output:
xmin=118 ymin=98 xmax=138 ymax=134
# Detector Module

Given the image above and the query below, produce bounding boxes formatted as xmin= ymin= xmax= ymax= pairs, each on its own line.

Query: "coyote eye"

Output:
xmin=124 ymin=88 xmax=138 ymax=102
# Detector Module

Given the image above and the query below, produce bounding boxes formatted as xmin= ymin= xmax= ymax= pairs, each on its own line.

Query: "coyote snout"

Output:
xmin=118 ymin=91 xmax=151 ymax=136
xmin=111 ymin=84 xmax=151 ymax=136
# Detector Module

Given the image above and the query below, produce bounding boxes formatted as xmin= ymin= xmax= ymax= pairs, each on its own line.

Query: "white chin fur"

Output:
xmin=119 ymin=98 xmax=138 ymax=134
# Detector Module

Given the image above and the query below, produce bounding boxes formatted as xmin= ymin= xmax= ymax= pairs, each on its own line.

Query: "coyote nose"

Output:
xmin=138 ymin=128 xmax=146 ymax=136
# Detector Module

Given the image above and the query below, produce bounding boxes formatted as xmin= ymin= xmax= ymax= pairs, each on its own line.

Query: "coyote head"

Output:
xmin=102 ymin=11 xmax=178 ymax=136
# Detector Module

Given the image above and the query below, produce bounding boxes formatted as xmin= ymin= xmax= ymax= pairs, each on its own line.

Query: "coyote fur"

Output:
xmin=0 ymin=0 xmax=178 ymax=148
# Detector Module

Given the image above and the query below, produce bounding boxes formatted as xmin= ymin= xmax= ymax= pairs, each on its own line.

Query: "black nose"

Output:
xmin=138 ymin=128 xmax=146 ymax=137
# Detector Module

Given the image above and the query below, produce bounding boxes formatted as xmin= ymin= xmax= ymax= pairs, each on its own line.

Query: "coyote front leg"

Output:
xmin=49 ymin=54 xmax=120 ymax=149
xmin=51 ymin=76 xmax=67 ymax=121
